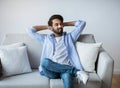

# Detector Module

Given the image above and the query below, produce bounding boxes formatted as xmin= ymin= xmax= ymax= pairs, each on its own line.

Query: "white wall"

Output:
xmin=0 ymin=0 xmax=120 ymax=74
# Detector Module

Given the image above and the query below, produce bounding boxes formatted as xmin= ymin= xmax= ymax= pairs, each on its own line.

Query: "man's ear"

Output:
xmin=48 ymin=26 xmax=53 ymax=31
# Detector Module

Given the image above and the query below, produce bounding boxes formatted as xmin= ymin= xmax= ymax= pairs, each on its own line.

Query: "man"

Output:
xmin=27 ymin=14 xmax=88 ymax=88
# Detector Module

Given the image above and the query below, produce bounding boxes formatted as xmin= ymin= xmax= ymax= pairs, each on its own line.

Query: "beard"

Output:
xmin=53 ymin=28 xmax=63 ymax=35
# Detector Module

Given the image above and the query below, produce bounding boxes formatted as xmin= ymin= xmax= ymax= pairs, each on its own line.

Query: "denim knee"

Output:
xmin=41 ymin=58 xmax=50 ymax=68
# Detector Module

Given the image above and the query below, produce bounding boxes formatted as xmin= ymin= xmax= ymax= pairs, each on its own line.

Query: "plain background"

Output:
xmin=0 ymin=0 xmax=120 ymax=74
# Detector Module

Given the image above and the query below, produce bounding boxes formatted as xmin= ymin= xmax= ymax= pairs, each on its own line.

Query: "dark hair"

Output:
xmin=48 ymin=14 xmax=64 ymax=26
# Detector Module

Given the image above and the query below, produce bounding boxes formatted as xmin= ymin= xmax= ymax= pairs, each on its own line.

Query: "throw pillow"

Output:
xmin=0 ymin=42 xmax=25 ymax=77
xmin=76 ymin=42 xmax=102 ymax=72
xmin=0 ymin=46 xmax=32 ymax=77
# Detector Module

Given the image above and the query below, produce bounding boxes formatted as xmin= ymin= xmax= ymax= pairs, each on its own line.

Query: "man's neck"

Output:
xmin=53 ymin=33 xmax=62 ymax=37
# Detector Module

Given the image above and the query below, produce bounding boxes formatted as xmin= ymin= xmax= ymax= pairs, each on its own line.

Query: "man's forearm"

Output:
xmin=33 ymin=25 xmax=48 ymax=31
xmin=63 ymin=21 xmax=76 ymax=26
xmin=33 ymin=21 xmax=77 ymax=31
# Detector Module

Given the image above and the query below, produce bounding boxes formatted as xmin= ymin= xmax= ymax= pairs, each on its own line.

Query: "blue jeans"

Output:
xmin=41 ymin=58 xmax=78 ymax=88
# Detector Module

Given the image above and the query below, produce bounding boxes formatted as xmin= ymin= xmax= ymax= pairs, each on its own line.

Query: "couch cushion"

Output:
xmin=77 ymin=34 xmax=96 ymax=43
xmin=1 ymin=34 xmax=43 ymax=69
xmin=0 ymin=42 xmax=25 ymax=78
xmin=50 ymin=78 xmax=79 ymax=88
xmin=80 ymin=72 xmax=102 ymax=88
xmin=50 ymin=72 xmax=102 ymax=88
xmin=0 ymin=70 xmax=49 ymax=88
xmin=0 ymin=46 xmax=32 ymax=77
xmin=76 ymin=42 xmax=102 ymax=72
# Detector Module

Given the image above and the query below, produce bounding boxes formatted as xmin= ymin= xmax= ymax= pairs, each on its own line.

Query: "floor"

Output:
xmin=112 ymin=74 xmax=120 ymax=88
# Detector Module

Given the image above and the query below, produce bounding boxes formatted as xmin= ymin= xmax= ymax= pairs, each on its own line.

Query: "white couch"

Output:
xmin=0 ymin=33 xmax=114 ymax=88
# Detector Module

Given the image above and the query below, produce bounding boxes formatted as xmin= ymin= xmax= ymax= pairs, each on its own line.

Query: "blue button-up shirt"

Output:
xmin=27 ymin=20 xmax=86 ymax=75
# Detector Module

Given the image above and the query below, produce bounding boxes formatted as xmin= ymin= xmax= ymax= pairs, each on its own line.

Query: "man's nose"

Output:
xmin=58 ymin=25 xmax=62 ymax=28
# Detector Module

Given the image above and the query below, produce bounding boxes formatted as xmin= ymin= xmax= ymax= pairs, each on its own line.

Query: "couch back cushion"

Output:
xmin=77 ymin=34 xmax=96 ymax=43
xmin=1 ymin=33 xmax=96 ymax=69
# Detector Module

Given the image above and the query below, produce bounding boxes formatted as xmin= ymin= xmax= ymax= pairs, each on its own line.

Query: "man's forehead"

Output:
xmin=52 ymin=19 xmax=62 ymax=23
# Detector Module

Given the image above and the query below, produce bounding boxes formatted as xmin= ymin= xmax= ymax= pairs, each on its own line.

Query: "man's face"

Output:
xmin=51 ymin=19 xmax=63 ymax=36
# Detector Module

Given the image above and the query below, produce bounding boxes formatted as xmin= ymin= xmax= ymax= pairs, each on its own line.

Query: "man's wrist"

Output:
xmin=75 ymin=20 xmax=86 ymax=27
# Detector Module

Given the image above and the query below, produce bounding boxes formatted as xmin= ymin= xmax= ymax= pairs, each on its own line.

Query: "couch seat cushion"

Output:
xmin=0 ymin=69 xmax=49 ymax=88
xmin=50 ymin=72 xmax=102 ymax=88
xmin=80 ymin=72 xmax=102 ymax=88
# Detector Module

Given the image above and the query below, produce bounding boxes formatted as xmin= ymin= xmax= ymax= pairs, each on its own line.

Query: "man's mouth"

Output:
xmin=58 ymin=29 xmax=62 ymax=32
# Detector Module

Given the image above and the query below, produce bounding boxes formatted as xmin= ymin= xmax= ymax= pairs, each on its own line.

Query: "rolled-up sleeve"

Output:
xmin=70 ymin=20 xmax=86 ymax=42
xmin=26 ymin=27 xmax=45 ymax=44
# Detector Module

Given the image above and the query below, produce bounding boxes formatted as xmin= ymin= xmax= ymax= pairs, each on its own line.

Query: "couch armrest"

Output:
xmin=97 ymin=49 xmax=114 ymax=88
xmin=0 ymin=58 xmax=3 ymax=78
